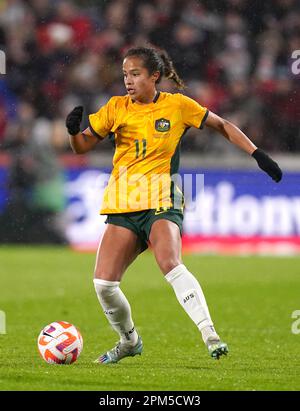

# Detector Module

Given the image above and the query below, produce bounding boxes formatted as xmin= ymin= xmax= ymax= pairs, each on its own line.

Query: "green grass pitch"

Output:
xmin=0 ymin=246 xmax=300 ymax=391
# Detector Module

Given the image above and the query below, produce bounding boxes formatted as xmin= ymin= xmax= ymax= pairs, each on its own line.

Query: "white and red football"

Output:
xmin=37 ymin=321 xmax=83 ymax=364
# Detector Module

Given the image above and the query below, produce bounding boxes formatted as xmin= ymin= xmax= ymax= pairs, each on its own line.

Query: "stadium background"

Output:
xmin=1 ymin=0 xmax=300 ymax=393
xmin=0 ymin=0 xmax=300 ymax=252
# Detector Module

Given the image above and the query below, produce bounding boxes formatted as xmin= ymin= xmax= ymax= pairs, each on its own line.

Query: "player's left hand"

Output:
xmin=252 ymin=148 xmax=282 ymax=182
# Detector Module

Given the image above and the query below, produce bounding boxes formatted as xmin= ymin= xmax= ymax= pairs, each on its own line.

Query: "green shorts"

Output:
xmin=105 ymin=208 xmax=183 ymax=252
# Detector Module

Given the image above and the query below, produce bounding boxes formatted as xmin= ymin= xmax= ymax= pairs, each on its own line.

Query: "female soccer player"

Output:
xmin=66 ymin=47 xmax=282 ymax=363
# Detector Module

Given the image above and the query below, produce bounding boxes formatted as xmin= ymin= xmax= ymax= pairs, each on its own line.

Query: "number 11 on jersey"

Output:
xmin=134 ymin=139 xmax=147 ymax=159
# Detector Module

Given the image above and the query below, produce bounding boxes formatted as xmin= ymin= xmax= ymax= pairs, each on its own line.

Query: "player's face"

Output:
xmin=123 ymin=56 xmax=159 ymax=103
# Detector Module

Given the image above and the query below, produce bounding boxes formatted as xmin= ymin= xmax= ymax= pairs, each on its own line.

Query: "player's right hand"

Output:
xmin=66 ymin=106 xmax=83 ymax=136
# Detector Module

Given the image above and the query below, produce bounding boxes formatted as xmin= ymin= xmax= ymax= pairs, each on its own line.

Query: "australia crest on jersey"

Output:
xmin=155 ymin=118 xmax=170 ymax=132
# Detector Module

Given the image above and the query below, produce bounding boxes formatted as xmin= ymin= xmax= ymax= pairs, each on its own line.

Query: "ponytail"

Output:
xmin=159 ymin=51 xmax=185 ymax=90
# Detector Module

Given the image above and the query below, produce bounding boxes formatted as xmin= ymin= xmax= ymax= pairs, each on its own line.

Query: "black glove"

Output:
xmin=66 ymin=106 xmax=83 ymax=136
xmin=252 ymin=148 xmax=282 ymax=183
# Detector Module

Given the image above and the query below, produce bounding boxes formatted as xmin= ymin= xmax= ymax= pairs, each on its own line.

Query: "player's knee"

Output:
xmin=94 ymin=267 xmax=122 ymax=282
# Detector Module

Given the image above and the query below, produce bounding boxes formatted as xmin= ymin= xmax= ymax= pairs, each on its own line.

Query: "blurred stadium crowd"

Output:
xmin=1 ymin=0 xmax=300 ymax=155
xmin=0 ymin=0 xmax=299 ymax=243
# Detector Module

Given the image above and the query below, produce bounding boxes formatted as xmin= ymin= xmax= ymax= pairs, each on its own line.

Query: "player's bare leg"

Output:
xmin=149 ymin=219 xmax=228 ymax=360
xmin=93 ymin=224 xmax=143 ymax=364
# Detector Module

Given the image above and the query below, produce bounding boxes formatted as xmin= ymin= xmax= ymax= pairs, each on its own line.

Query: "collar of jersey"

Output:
xmin=130 ymin=91 xmax=160 ymax=106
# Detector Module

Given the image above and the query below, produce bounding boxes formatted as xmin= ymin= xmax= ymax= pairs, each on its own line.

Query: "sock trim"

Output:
xmin=197 ymin=320 xmax=213 ymax=331
xmin=93 ymin=278 xmax=120 ymax=287
xmin=164 ymin=264 xmax=187 ymax=283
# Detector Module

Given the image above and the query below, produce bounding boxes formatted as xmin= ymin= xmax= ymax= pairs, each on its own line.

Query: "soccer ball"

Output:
xmin=37 ymin=321 xmax=83 ymax=364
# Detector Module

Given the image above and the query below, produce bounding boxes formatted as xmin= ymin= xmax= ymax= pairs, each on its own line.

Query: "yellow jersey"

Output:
xmin=88 ymin=91 xmax=208 ymax=214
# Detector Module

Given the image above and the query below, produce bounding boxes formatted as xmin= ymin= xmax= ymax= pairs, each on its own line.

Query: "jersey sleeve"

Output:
xmin=180 ymin=94 xmax=209 ymax=129
xmin=88 ymin=97 xmax=116 ymax=139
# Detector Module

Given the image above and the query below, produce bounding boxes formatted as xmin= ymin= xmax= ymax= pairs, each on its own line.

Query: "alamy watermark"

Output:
xmin=291 ymin=310 xmax=300 ymax=335
xmin=93 ymin=168 xmax=205 ymax=219
xmin=0 ymin=50 xmax=6 ymax=74
xmin=0 ymin=311 xmax=6 ymax=334
xmin=291 ymin=50 xmax=300 ymax=75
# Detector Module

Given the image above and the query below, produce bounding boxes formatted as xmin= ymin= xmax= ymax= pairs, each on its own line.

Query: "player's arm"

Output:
xmin=69 ymin=127 xmax=99 ymax=154
xmin=205 ymin=111 xmax=282 ymax=182
xmin=66 ymin=106 xmax=99 ymax=154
